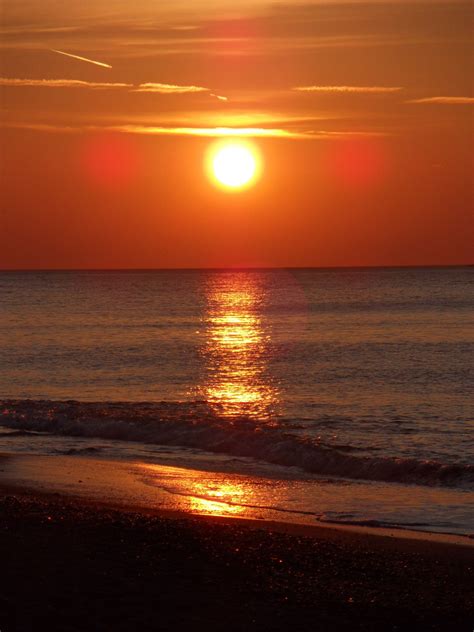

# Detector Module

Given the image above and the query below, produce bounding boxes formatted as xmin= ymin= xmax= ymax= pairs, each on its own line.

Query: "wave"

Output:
xmin=54 ymin=446 xmax=103 ymax=456
xmin=1 ymin=399 xmax=473 ymax=489
xmin=0 ymin=428 xmax=48 ymax=437
xmin=318 ymin=517 xmax=442 ymax=530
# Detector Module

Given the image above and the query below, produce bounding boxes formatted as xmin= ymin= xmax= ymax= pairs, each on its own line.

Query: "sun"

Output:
xmin=206 ymin=140 xmax=262 ymax=191
xmin=213 ymin=144 xmax=255 ymax=188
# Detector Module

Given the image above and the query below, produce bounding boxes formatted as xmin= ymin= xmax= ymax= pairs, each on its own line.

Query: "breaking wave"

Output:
xmin=1 ymin=399 xmax=473 ymax=489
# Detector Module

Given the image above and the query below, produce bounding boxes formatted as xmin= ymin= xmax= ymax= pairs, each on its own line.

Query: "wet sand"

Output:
xmin=1 ymin=484 xmax=473 ymax=632
xmin=1 ymin=452 xmax=473 ymax=544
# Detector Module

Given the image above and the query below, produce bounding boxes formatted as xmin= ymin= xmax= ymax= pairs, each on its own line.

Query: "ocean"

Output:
xmin=1 ymin=268 xmax=473 ymax=534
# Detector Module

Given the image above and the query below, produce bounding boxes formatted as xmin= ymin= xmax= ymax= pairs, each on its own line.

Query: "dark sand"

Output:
xmin=0 ymin=490 xmax=473 ymax=632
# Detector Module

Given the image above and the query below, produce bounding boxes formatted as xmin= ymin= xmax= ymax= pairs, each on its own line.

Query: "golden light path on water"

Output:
xmin=164 ymin=274 xmax=281 ymax=517
xmin=176 ymin=479 xmax=249 ymax=516
xmin=200 ymin=273 xmax=279 ymax=420
xmin=139 ymin=465 xmax=276 ymax=519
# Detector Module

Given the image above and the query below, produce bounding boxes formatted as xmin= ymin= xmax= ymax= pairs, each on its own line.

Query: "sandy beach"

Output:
xmin=1 ymin=454 xmax=473 ymax=631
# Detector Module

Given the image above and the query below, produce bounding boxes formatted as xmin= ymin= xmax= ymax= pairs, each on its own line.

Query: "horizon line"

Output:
xmin=1 ymin=263 xmax=472 ymax=273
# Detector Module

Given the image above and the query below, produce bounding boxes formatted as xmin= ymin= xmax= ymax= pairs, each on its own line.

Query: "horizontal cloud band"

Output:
xmin=0 ymin=77 xmax=215 ymax=95
xmin=132 ymin=82 xmax=209 ymax=94
xmin=0 ymin=78 xmax=131 ymax=89
xmin=2 ymin=122 xmax=385 ymax=140
xmin=407 ymin=96 xmax=474 ymax=104
xmin=2 ymin=79 xmax=403 ymax=96
xmin=294 ymin=86 xmax=403 ymax=94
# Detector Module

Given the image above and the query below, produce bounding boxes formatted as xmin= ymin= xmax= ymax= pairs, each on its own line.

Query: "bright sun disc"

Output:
xmin=207 ymin=140 xmax=261 ymax=190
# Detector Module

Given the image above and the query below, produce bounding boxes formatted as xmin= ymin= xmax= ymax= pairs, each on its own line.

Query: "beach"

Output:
xmin=1 ymin=453 xmax=473 ymax=632
xmin=1 ymin=490 xmax=473 ymax=632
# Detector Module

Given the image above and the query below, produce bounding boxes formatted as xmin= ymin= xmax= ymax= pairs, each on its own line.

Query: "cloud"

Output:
xmin=170 ymin=25 xmax=199 ymax=32
xmin=2 ymin=122 xmax=386 ymax=141
xmin=293 ymin=86 xmax=403 ymax=94
xmin=109 ymin=125 xmax=308 ymax=138
xmin=407 ymin=96 xmax=474 ymax=104
xmin=2 ymin=123 xmax=79 ymax=134
xmin=1 ymin=78 xmax=214 ymax=94
xmin=133 ymin=82 xmax=209 ymax=94
xmin=1 ymin=78 xmax=228 ymax=98
xmin=0 ymin=78 xmax=132 ymax=89
xmin=51 ymin=49 xmax=112 ymax=68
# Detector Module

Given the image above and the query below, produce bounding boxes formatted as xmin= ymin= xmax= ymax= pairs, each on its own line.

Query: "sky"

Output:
xmin=0 ymin=0 xmax=472 ymax=268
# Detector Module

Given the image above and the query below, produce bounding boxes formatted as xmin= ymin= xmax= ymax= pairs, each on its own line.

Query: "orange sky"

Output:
xmin=1 ymin=0 xmax=472 ymax=268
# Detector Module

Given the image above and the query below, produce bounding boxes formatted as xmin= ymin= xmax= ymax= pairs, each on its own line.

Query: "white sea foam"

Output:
xmin=1 ymin=400 xmax=473 ymax=489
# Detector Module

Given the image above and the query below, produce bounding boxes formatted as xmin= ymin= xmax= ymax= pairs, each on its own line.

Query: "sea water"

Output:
xmin=1 ymin=268 xmax=473 ymax=533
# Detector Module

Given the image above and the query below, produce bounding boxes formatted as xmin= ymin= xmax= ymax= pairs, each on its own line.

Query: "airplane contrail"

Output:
xmin=51 ymin=49 xmax=112 ymax=69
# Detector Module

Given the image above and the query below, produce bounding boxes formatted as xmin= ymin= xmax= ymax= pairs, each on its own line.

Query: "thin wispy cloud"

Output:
xmin=51 ymin=49 xmax=112 ymax=69
xmin=111 ymin=125 xmax=307 ymax=138
xmin=294 ymin=86 xmax=403 ymax=94
xmin=2 ymin=26 xmax=79 ymax=35
xmin=170 ymin=25 xmax=199 ymax=32
xmin=1 ymin=123 xmax=304 ymax=138
xmin=0 ymin=78 xmax=131 ymax=89
xmin=407 ymin=96 xmax=474 ymax=104
xmin=2 ymin=123 xmax=79 ymax=134
xmin=2 ymin=122 xmax=386 ymax=141
xmin=133 ymin=82 xmax=209 ymax=94
xmin=1 ymin=77 xmax=227 ymax=97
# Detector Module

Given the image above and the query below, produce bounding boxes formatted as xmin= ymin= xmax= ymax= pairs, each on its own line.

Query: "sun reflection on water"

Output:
xmin=201 ymin=274 xmax=278 ymax=419
xmin=185 ymin=481 xmax=248 ymax=516
xmin=140 ymin=464 xmax=258 ymax=517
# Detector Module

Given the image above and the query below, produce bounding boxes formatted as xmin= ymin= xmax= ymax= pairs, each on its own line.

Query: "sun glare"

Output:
xmin=206 ymin=140 xmax=261 ymax=191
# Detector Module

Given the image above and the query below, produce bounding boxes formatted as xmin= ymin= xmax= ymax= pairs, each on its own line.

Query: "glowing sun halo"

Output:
xmin=207 ymin=140 xmax=261 ymax=191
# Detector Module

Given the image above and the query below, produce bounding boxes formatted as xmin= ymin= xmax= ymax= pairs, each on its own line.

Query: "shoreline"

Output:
xmin=2 ymin=480 xmax=473 ymax=550
xmin=2 ymin=454 xmax=474 ymax=630
xmin=1 ymin=452 xmax=473 ymax=547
